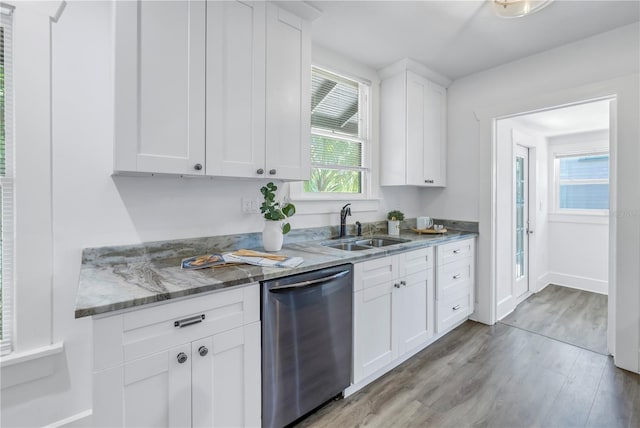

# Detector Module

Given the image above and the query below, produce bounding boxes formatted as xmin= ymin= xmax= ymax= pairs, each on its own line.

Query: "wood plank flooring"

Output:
xmin=499 ymin=284 xmax=608 ymax=355
xmin=296 ymin=321 xmax=639 ymax=428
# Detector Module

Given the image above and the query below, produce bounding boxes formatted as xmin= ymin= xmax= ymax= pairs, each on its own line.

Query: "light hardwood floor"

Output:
xmin=296 ymin=321 xmax=639 ymax=428
xmin=500 ymin=284 xmax=608 ymax=355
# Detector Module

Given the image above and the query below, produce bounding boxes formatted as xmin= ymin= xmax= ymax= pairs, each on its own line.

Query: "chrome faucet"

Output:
xmin=339 ymin=203 xmax=352 ymax=238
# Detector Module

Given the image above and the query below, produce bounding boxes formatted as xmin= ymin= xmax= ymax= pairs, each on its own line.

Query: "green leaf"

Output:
xmin=282 ymin=203 xmax=296 ymax=217
xmin=282 ymin=223 xmax=291 ymax=234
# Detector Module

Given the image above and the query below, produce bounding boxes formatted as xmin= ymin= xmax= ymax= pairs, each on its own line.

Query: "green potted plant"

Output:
xmin=260 ymin=182 xmax=296 ymax=251
xmin=387 ymin=210 xmax=405 ymax=236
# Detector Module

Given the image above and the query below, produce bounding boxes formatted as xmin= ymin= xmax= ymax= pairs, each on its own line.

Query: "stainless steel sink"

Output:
xmin=322 ymin=236 xmax=411 ymax=251
xmin=355 ymin=237 xmax=411 ymax=247
xmin=323 ymin=242 xmax=371 ymax=251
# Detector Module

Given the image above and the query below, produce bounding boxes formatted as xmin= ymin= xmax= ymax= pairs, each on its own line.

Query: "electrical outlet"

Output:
xmin=241 ymin=197 xmax=260 ymax=213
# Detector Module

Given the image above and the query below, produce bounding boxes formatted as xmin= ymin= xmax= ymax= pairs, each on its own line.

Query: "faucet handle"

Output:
xmin=355 ymin=221 xmax=362 ymax=236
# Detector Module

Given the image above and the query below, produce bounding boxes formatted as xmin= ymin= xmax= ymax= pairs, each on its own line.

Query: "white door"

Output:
xmin=397 ymin=269 xmax=434 ymax=356
xmin=265 ymin=3 xmax=311 ymax=180
xmin=122 ymin=345 xmax=192 ymax=427
xmin=113 ymin=1 xmax=206 ymax=175
xmin=513 ymin=144 xmax=530 ymax=299
xmin=191 ymin=323 xmax=261 ymax=428
xmin=353 ymin=283 xmax=396 ymax=383
xmin=206 ymin=0 xmax=266 ymax=178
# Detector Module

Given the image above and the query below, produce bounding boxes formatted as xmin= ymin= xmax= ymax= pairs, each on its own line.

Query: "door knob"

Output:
xmin=177 ymin=352 xmax=188 ymax=364
xmin=198 ymin=346 xmax=208 ymax=357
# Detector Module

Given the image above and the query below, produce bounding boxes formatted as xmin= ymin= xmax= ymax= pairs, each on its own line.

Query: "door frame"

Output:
xmin=477 ymin=91 xmax=623 ymax=360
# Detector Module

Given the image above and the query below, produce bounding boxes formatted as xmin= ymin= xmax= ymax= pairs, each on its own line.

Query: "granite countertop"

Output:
xmin=75 ymin=229 xmax=477 ymax=318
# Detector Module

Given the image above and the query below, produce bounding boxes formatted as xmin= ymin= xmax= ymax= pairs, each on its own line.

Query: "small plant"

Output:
xmin=387 ymin=210 xmax=405 ymax=221
xmin=260 ymin=182 xmax=296 ymax=234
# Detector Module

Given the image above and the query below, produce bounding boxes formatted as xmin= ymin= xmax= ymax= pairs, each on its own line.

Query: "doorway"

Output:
xmin=494 ymin=98 xmax=612 ymax=355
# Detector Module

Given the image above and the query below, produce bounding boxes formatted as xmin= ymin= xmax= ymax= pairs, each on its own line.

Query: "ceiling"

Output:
xmin=513 ymin=99 xmax=610 ymax=135
xmin=309 ymin=0 xmax=640 ymax=80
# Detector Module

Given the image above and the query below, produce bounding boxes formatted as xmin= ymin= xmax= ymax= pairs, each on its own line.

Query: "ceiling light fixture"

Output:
xmin=493 ymin=0 xmax=554 ymax=18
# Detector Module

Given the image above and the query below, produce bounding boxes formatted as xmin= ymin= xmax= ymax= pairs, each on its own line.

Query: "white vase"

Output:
xmin=262 ymin=220 xmax=284 ymax=252
xmin=388 ymin=220 xmax=400 ymax=236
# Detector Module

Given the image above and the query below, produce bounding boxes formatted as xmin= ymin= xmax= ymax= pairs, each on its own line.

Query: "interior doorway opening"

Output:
xmin=494 ymin=98 xmax=613 ymax=355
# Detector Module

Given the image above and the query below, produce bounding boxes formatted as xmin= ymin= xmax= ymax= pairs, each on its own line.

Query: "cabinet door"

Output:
xmin=206 ymin=1 xmax=266 ymax=178
xmin=353 ymin=283 xmax=396 ymax=383
xmin=114 ymin=1 xmax=206 ymax=175
xmin=192 ymin=323 xmax=261 ymax=428
xmin=423 ymin=80 xmax=446 ymax=187
xmin=397 ymin=269 xmax=435 ymax=356
xmin=406 ymin=71 xmax=446 ymax=187
xmin=265 ymin=3 xmax=311 ymax=181
xmin=122 ymin=344 xmax=192 ymax=427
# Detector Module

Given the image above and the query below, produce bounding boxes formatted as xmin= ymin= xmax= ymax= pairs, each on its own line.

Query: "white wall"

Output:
xmin=546 ymin=130 xmax=609 ymax=295
xmin=0 ymin=2 xmax=423 ymax=426
xmin=435 ymin=22 xmax=639 ymax=372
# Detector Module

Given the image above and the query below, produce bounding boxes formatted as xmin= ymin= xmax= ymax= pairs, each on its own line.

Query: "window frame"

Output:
xmin=0 ymin=4 xmax=14 ymax=357
xmin=290 ymin=65 xmax=373 ymax=201
xmin=551 ymin=147 xmax=610 ymax=217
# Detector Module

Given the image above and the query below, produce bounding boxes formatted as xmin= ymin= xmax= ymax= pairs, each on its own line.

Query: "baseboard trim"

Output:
xmin=546 ymin=272 xmax=608 ymax=295
xmin=44 ymin=409 xmax=92 ymax=428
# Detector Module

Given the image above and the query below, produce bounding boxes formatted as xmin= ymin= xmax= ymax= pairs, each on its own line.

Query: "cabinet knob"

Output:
xmin=177 ymin=352 xmax=188 ymax=364
xmin=394 ymin=283 xmax=401 ymax=289
xmin=256 ymin=168 xmax=264 ymax=175
xmin=194 ymin=163 xmax=203 ymax=171
xmin=400 ymin=280 xmax=406 ymax=286
xmin=198 ymin=346 xmax=208 ymax=357
xmin=269 ymin=169 xmax=276 ymax=175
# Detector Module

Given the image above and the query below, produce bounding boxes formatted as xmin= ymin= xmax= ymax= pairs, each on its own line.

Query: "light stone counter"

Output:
xmin=75 ymin=221 xmax=477 ymax=318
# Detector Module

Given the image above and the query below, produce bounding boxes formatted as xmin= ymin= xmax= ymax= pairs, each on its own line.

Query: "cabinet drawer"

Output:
xmin=354 ymin=255 xmax=398 ymax=292
xmin=437 ymin=289 xmax=472 ymax=333
xmin=94 ymin=283 xmax=259 ymax=370
xmin=437 ymin=238 xmax=474 ymax=266
xmin=400 ymin=247 xmax=434 ymax=276
xmin=437 ymin=258 xmax=472 ymax=300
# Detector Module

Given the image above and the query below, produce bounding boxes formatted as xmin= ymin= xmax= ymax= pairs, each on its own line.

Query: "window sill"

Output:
xmin=289 ymin=198 xmax=381 ymax=215
xmin=1 ymin=342 xmax=64 ymax=389
xmin=548 ymin=212 xmax=609 ymax=225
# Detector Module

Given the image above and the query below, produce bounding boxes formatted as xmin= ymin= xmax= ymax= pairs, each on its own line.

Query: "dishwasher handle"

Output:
xmin=268 ymin=270 xmax=350 ymax=292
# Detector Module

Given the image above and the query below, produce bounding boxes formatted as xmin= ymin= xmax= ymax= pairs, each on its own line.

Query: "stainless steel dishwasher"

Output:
xmin=261 ymin=264 xmax=353 ymax=428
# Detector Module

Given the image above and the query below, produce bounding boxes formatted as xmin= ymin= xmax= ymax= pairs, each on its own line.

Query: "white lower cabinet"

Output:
xmin=353 ymin=248 xmax=434 ymax=384
xmin=92 ymin=284 xmax=261 ymax=428
xmin=436 ymin=237 xmax=476 ymax=333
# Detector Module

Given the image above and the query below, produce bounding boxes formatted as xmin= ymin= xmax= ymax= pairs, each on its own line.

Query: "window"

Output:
xmin=555 ymin=153 xmax=609 ymax=212
xmin=304 ymin=66 xmax=370 ymax=196
xmin=0 ymin=5 xmax=13 ymax=356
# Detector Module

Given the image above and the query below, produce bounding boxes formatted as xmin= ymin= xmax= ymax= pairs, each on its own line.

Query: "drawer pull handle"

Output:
xmin=174 ymin=314 xmax=205 ymax=328
xmin=453 ymin=249 xmax=461 ymax=254
xmin=452 ymin=305 xmax=461 ymax=311
xmin=453 ymin=274 xmax=461 ymax=280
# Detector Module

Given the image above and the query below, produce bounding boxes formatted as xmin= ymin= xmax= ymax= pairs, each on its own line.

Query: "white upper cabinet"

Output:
xmin=114 ymin=0 xmax=206 ymax=175
xmin=265 ymin=4 xmax=311 ymax=181
xmin=206 ymin=1 xmax=266 ymax=178
xmin=114 ymin=1 xmax=311 ymax=180
xmin=380 ymin=70 xmax=447 ymax=187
